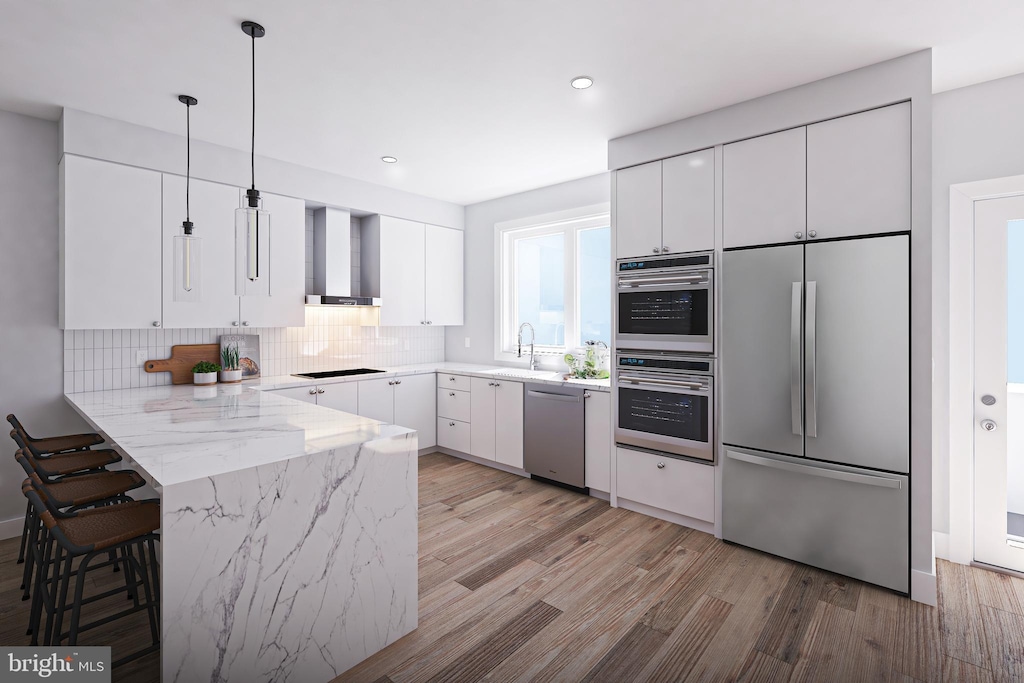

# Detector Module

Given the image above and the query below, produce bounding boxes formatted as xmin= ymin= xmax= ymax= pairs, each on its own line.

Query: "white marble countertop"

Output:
xmin=254 ymin=361 xmax=612 ymax=393
xmin=65 ymin=384 xmax=412 ymax=487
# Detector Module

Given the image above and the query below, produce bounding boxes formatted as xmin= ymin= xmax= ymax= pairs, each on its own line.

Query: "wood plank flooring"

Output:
xmin=3 ymin=452 xmax=1024 ymax=682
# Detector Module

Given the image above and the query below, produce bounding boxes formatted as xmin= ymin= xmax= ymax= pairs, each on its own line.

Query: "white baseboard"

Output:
xmin=934 ymin=531 xmax=951 ymax=561
xmin=911 ymin=568 xmax=938 ymax=606
xmin=616 ymin=497 xmax=716 ymax=536
xmin=0 ymin=514 xmax=24 ymax=541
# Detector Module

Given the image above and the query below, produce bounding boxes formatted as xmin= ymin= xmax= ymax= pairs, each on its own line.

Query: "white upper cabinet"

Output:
xmin=615 ymin=161 xmax=663 ymax=259
xmin=615 ymin=151 xmax=715 ymax=259
xmin=807 ymin=102 xmax=911 ymax=240
xmin=61 ymin=155 xmax=163 ymax=329
xmin=424 ymin=225 xmax=464 ymax=326
xmin=238 ymin=191 xmax=306 ymax=329
xmin=723 ymin=127 xmax=807 ymax=248
xmin=161 ymin=176 xmax=241 ymax=329
xmin=362 ymin=215 xmax=463 ymax=327
xmin=662 ymin=148 xmax=715 ymax=253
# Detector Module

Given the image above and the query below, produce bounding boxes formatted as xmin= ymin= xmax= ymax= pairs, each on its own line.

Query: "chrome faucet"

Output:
xmin=517 ymin=322 xmax=536 ymax=370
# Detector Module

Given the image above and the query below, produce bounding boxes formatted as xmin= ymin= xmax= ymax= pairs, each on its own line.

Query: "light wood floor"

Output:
xmin=3 ymin=452 xmax=1024 ymax=682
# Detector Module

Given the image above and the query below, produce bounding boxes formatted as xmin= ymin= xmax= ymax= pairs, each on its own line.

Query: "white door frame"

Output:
xmin=947 ymin=173 xmax=1024 ymax=565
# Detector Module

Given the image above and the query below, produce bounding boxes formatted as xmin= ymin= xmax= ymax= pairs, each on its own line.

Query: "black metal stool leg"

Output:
xmin=67 ymin=552 xmax=98 ymax=646
xmin=48 ymin=547 xmax=75 ymax=646
xmin=21 ymin=507 xmax=39 ymax=600
xmin=146 ymin=537 xmax=161 ymax=629
xmin=136 ymin=540 xmax=159 ymax=647
xmin=28 ymin=534 xmax=53 ymax=642
xmin=17 ymin=500 xmax=30 ymax=565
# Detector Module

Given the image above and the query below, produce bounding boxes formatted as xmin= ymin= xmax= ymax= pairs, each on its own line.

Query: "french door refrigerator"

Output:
xmin=721 ymin=234 xmax=910 ymax=593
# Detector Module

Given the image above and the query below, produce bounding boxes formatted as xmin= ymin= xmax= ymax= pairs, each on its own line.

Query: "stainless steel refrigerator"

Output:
xmin=721 ymin=234 xmax=910 ymax=593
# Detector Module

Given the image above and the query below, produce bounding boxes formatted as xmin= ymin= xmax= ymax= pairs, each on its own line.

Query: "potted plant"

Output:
xmin=563 ymin=342 xmax=611 ymax=380
xmin=192 ymin=361 xmax=221 ymax=386
xmin=220 ymin=344 xmax=243 ymax=384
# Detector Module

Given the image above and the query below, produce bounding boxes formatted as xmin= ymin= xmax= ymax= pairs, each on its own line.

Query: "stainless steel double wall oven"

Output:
xmin=614 ymin=251 xmax=716 ymax=463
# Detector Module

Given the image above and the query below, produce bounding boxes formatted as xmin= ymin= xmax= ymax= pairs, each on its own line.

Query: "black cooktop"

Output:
xmin=292 ymin=368 xmax=385 ymax=379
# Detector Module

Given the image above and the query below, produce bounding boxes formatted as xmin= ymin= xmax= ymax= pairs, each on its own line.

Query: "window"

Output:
xmin=497 ymin=207 xmax=611 ymax=360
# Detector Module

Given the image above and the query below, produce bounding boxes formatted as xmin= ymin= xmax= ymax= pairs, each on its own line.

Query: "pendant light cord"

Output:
xmin=186 ymin=102 xmax=191 ymax=223
xmin=251 ymin=33 xmax=256 ymax=191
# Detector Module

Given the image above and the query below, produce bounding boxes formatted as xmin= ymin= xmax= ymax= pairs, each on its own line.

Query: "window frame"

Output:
xmin=494 ymin=204 xmax=611 ymax=365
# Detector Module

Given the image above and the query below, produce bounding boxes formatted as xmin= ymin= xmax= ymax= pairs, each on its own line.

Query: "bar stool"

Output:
xmin=10 ymin=434 xmax=122 ymax=573
xmin=7 ymin=414 xmax=104 ymax=457
xmin=23 ymin=486 xmax=161 ymax=668
xmin=15 ymin=450 xmax=145 ymax=602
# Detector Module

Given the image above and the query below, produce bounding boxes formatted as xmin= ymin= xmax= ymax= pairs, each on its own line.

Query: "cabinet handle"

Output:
xmin=242 ymin=321 xmax=250 ymax=327
xmin=152 ymin=321 xmax=161 ymax=328
xmin=395 ymin=380 xmax=402 ymax=385
xmin=449 ymin=421 xmax=455 ymax=427
xmin=488 ymin=381 xmax=495 ymax=387
xmin=232 ymin=321 xmax=240 ymax=326
xmin=661 ymin=246 xmax=669 ymax=253
xmin=657 ymin=461 xmax=666 ymax=469
xmin=317 ymin=388 xmax=325 ymax=394
xmin=808 ymin=230 xmax=817 ymax=238
xmin=449 ymin=391 xmax=456 ymax=397
xmin=388 ymin=380 xmax=395 ymax=386
xmin=584 ymin=392 xmax=592 ymax=399
xmin=794 ymin=232 xmax=803 ymax=240
xmin=494 ymin=382 xmax=501 ymax=387
xmin=652 ymin=247 xmax=660 ymax=254
xmin=449 ymin=377 xmax=456 ymax=382
xmin=308 ymin=388 xmax=316 ymax=395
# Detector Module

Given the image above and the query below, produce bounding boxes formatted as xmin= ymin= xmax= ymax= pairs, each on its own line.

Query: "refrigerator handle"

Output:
xmin=790 ymin=282 xmax=803 ymax=436
xmin=806 ymin=281 xmax=818 ymax=438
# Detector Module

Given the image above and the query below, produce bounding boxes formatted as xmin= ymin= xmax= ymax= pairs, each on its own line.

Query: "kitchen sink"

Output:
xmin=483 ymin=368 xmax=559 ymax=379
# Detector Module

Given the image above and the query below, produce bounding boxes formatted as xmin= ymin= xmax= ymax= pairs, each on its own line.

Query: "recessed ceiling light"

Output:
xmin=570 ymin=76 xmax=594 ymax=90
xmin=381 ymin=156 xmax=398 ymax=164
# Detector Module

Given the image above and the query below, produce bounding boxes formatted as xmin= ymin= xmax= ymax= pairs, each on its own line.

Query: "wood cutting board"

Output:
xmin=145 ymin=344 xmax=221 ymax=385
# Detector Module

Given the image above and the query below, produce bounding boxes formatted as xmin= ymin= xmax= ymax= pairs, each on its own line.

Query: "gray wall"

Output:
xmin=932 ymin=71 xmax=1024 ymax=535
xmin=0 ymin=110 xmax=89 ymax=530
xmin=444 ymin=173 xmax=610 ymax=364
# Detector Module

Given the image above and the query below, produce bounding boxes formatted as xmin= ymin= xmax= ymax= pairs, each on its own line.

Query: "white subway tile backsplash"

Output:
xmin=63 ymin=308 xmax=444 ymax=392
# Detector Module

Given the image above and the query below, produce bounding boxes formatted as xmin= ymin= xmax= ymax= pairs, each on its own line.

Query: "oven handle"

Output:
xmin=617 ymin=375 xmax=709 ymax=392
xmin=617 ymin=274 xmax=710 ymax=288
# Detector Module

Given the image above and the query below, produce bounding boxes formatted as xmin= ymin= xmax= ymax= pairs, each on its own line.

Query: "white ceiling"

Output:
xmin=3 ymin=1 xmax=1024 ymax=205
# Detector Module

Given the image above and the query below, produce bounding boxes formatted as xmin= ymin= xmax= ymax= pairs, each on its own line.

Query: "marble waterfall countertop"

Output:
xmin=64 ymin=383 xmax=413 ymax=487
xmin=255 ymin=361 xmax=613 ymax=393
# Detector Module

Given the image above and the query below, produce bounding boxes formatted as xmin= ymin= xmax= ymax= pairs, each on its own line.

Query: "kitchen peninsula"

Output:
xmin=65 ymin=384 xmax=418 ymax=683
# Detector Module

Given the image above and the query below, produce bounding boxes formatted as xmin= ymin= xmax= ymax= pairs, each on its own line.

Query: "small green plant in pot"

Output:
xmin=220 ymin=344 xmax=243 ymax=384
xmin=192 ymin=361 xmax=221 ymax=386
xmin=563 ymin=345 xmax=610 ymax=380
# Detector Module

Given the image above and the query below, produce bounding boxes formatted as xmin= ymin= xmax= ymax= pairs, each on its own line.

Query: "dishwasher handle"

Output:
xmin=526 ymin=389 xmax=581 ymax=403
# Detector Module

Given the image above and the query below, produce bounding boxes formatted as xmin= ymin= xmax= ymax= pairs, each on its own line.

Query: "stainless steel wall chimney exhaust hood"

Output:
xmin=307 ymin=207 xmax=380 ymax=306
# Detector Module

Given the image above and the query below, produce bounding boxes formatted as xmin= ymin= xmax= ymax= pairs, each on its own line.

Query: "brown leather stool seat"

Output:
xmin=20 ymin=445 xmax=121 ymax=477
xmin=42 ymin=501 xmax=161 ymax=553
xmin=7 ymin=414 xmax=103 ymax=456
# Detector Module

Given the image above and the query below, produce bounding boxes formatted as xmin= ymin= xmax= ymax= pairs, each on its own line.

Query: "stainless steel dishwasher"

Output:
xmin=523 ymin=383 xmax=587 ymax=491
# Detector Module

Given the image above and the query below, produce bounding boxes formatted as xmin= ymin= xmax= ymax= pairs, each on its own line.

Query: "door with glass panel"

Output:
xmin=974 ymin=194 xmax=1024 ymax=572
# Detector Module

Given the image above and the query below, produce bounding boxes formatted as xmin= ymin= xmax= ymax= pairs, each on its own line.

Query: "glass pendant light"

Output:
xmin=236 ymin=20 xmax=271 ymax=297
xmin=174 ymin=95 xmax=202 ymax=303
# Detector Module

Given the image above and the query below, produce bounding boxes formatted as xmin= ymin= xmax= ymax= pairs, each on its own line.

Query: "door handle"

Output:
xmin=791 ymin=282 xmax=803 ymax=436
xmin=526 ymin=390 xmax=581 ymax=403
xmin=805 ymin=281 xmax=817 ymax=438
xmin=981 ymin=419 xmax=997 ymax=432
xmin=727 ymin=450 xmax=902 ymax=489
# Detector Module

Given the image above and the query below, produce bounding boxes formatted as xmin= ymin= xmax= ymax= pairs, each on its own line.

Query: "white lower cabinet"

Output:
xmin=616 ymin=447 xmax=715 ymax=523
xmin=469 ymin=378 xmax=523 ymax=468
xmin=584 ymin=391 xmax=611 ymax=492
xmin=358 ymin=378 xmax=395 ymax=423
xmin=357 ymin=375 xmax=436 ymax=449
xmin=437 ymin=417 xmax=471 ymax=453
xmin=315 ymin=383 xmax=358 ymax=414
xmin=269 ymin=386 xmax=318 ymax=404
xmin=395 ymin=373 xmax=437 ymax=450
xmin=268 ymin=383 xmax=357 ymax=413
xmin=437 ymin=387 xmax=471 ymax=423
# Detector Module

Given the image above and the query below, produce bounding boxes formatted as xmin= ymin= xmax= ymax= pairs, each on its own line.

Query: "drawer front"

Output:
xmin=438 ymin=373 xmax=472 ymax=392
xmin=437 ymin=388 xmax=471 ymax=422
xmin=616 ymin=447 xmax=715 ymax=522
xmin=437 ymin=418 xmax=471 ymax=453
xmin=722 ymin=448 xmax=908 ymax=593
